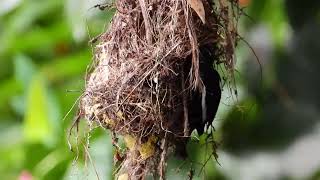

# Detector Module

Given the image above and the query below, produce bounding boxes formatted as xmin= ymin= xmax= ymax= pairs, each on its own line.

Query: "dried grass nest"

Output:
xmin=77 ymin=0 xmax=239 ymax=179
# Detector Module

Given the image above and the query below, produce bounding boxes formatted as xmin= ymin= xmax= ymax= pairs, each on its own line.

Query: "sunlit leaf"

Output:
xmin=23 ymin=74 xmax=53 ymax=145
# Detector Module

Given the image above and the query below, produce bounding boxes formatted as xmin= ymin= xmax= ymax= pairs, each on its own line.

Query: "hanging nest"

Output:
xmin=77 ymin=0 xmax=239 ymax=179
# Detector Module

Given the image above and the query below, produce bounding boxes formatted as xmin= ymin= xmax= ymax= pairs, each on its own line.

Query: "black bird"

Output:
xmin=188 ymin=46 xmax=221 ymax=135
xmin=175 ymin=45 xmax=221 ymax=157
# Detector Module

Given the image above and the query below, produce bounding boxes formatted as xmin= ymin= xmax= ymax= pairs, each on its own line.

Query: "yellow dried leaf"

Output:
xmin=118 ymin=173 xmax=129 ymax=180
xmin=124 ymin=135 xmax=136 ymax=151
xmin=104 ymin=114 xmax=115 ymax=128
xmin=139 ymin=136 xmax=157 ymax=160
xmin=187 ymin=0 xmax=206 ymax=24
xmin=149 ymin=136 xmax=158 ymax=143
xmin=116 ymin=111 xmax=125 ymax=120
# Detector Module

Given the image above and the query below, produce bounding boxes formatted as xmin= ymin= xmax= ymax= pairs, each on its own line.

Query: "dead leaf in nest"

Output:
xmin=139 ymin=136 xmax=157 ymax=160
xmin=118 ymin=173 xmax=129 ymax=180
xmin=187 ymin=0 xmax=206 ymax=24
xmin=124 ymin=135 xmax=136 ymax=151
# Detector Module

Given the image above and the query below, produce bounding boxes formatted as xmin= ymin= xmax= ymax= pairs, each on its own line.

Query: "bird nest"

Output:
xmin=77 ymin=0 xmax=239 ymax=179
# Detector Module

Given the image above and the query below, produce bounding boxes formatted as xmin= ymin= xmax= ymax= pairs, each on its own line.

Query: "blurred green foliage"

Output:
xmin=0 ymin=0 xmax=109 ymax=179
xmin=1 ymin=0 xmax=320 ymax=179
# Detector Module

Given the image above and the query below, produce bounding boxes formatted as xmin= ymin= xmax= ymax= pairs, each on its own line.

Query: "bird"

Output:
xmin=188 ymin=45 xmax=221 ymax=135
xmin=175 ymin=45 xmax=221 ymax=158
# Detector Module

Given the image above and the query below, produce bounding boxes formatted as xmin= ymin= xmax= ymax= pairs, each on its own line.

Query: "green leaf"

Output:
xmin=14 ymin=54 xmax=36 ymax=89
xmin=0 ymin=0 xmax=63 ymax=57
xmin=23 ymin=74 xmax=53 ymax=145
xmin=10 ymin=95 xmax=25 ymax=117
xmin=63 ymin=134 xmax=113 ymax=180
xmin=9 ymin=21 xmax=72 ymax=56
xmin=46 ymin=89 xmax=62 ymax=138
xmin=199 ymin=133 xmax=209 ymax=145
xmin=11 ymin=55 xmax=36 ymax=116
xmin=0 ymin=78 xmax=21 ymax=112
xmin=41 ymin=50 xmax=91 ymax=83
xmin=34 ymin=148 xmax=70 ymax=179
xmin=247 ymin=0 xmax=288 ymax=47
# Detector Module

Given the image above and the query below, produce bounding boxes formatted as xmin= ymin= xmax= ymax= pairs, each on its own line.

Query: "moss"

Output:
xmin=124 ymin=135 xmax=136 ymax=151
xmin=139 ymin=136 xmax=157 ymax=160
